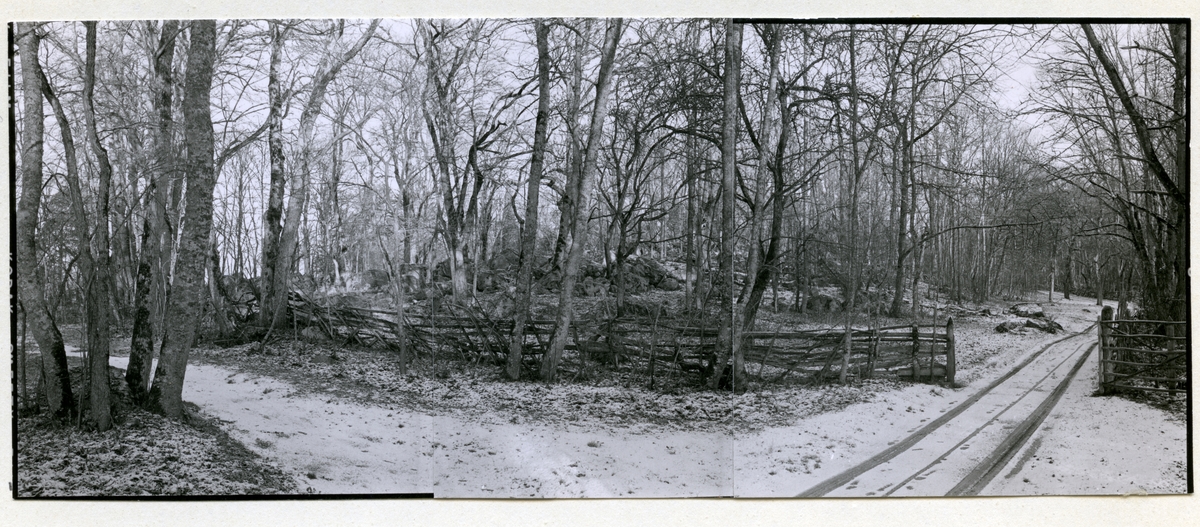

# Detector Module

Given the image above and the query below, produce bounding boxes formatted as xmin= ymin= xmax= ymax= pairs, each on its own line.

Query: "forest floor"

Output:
xmin=14 ymin=361 xmax=298 ymax=496
xmin=13 ymin=292 xmax=1188 ymax=497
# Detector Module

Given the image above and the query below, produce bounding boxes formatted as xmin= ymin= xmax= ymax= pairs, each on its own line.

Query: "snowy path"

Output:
xmin=108 ymin=356 xmax=733 ymax=497
xmin=787 ymin=298 xmax=1187 ymax=497
xmin=980 ymin=344 xmax=1189 ymax=495
xmin=101 ymin=296 xmax=1185 ymax=497
xmin=109 ymin=356 xmax=433 ymax=494
xmin=798 ymin=327 xmax=1098 ymax=496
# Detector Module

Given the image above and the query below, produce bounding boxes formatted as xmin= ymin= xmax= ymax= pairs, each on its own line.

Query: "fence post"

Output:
xmin=841 ymin=325 xmax=852 ymax=384
xmin=1099 ymin=306 xmax=1113 ymax=394
xmin=911 ymin=323 xmax=920 ymax=380
xmin=945 ymin=317 xmax=956 ymax=387
xmin=929 ymin=326 xmax=938 ymax=383
xmin=867 ymin=327 xmax=879 ymax=379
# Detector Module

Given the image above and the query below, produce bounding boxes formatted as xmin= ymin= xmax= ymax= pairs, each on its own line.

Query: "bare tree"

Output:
xmin=1033 ymin=24 xmax=1187 ymax=322
xmin=81 ymin=21 xmax=115 ymax=430
xmin=1080 ymin=23 xmax=1187 ymax=321
xmin=507 ymin=19 xmax=552 ymax=381
xmin=265 ymin=20 xmax=380 ymax=330
xmin=148 ymin=20 xmax=218 ymax=418
xmin=258 ymin=20 xmax=290 ymax=328
xmin=710 ymin=19 xmax=743 ymax=390
xmin=542 ymin=18 xmax=624 ymax=382
xmin=416 ymin=20 xmax=527 ymax=304
xmin=16 ymin=22 xmax=75 ymax=418
xmin=127 ymin=20 xmax=179 ymax=402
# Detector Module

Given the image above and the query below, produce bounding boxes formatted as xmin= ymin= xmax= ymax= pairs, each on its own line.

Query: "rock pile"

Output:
xmin=995 ymin=303 xmax=1064 ymax=334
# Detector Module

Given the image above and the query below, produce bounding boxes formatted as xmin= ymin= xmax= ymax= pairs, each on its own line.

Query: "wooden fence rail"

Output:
xmin=1098 ymin=306 xmax=1188 ymax=395
xmin=287 ymin=293 xmax=956 ymax=386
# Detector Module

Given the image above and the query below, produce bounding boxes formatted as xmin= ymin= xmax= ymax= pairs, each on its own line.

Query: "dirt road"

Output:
xmin=797 ymin=327 xmax=1098 ymax=497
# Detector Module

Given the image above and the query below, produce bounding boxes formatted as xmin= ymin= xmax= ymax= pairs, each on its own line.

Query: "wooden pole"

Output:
xmin=841 ymin=325 xmax=852 ymax=384
xmin=945 ymin=317 xmax=955 ymax=387
xmin=867 ymin=327 xmax=879 ymax=379
xmin=1099 ymin=306 xmax=1113 ymax=394
xmin=911 ymin=323 xmax=920 ymax=381
xmin=1049 ymin=259 xmax=1055 ymax=303
xmin=928 ymin=324 xmax=937 ymax=383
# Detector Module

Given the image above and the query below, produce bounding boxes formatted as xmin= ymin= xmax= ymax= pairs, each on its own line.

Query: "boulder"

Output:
xmin=995 ymin=320 xmax=1026 ymax=333
xmin=362 ymin=269 xmax=391 ymax=291
xmin=581 ymin=261 xmax=607 ymax=279
xmin=629 ymin=274 xmax=650 ymax=294
xmin=623 ymin=256 xmax=685 ymax=291
xmin=1024 ymin=317 xmax=1064 ymax=333
xmin=221 ymin=274 xmax=258 ymax=304
xmin=434 ymin=259 xmax=476 ymax=282
xmin=577 ymin=276 xmax=608 ymax=297
xmin=805 ymin=293 xmax=842 ymax=312
xmin=658 ymin=276 xmax=681 ymax=291
xmin=1009 ymin=303 xmax=1044 ymax=318
xmin=490 ymin=247 xmax=521 ymax=271
xmin=300 ymin=326 xmax=328 ymax=342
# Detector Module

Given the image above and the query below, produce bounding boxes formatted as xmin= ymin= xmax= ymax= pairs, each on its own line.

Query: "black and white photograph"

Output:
xmin=6 ymin=14 xmax=1191 ymax=506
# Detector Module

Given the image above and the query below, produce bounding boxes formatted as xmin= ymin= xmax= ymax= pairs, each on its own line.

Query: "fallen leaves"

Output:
xmin=17 ymin=408 xmax=295 ymax=497
xmin=16 ymin=368 xmax=296 ymax=497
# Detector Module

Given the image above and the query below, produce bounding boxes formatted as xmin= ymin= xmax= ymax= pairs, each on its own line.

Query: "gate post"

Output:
xmin=945 ymin=317 xmax=956 ymax=387
xmin=1099 ymin=306 xmax=1113 ymax=394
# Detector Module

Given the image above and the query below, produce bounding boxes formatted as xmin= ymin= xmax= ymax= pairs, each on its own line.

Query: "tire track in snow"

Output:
xmin=798 ymin=326 xmax=1096 ymax=497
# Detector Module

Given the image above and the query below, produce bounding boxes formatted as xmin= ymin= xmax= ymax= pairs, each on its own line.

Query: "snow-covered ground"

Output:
xmin=104 ymin=293 xmax=1185 ymax=497
xmin=982 ymin=346 xmax=1188 ymax=495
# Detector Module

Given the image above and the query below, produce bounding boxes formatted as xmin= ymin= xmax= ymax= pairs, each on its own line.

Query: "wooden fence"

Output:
xmin=584 ymin=318 xmax=956 ymax=385
xmin=746 ymin=320 xmax=956 ymax=385
xmin=1098 ymin=306 xmax=1188 ymax=395
xmin=288 ymin=293 xmax=956 ymax=386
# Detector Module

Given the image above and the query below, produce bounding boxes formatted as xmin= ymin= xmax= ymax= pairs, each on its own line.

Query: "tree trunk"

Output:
xmin=1064 ymin=239 xmax=1073 ymax=300
xmin=684 ymin=133 xmax=697 ymax=311
xmin=82 ymin=21 xmax=114 ymax=430
xmin=16 ymin=23 xmax=75 ymax=418
xmin=507 ymin=20 xmax=551 ymax=380
xmin=739 ymin=24 xmax=780 ymax=305
xmin=381 ymin=224 xmax=409 ymax=375
xmin=128 ymin=20 xmax=178 ymax=402
xmin=890 ymin=125 xmax=913 ymax=317
xmin=1168 ymin=23 xmax=1188 ymax=323
xmin=270 ymin=20 xmax=379 ymax=328
xmin=841 ymin=25 xmax=865 ymax=385
xmin=551 ymin=21 xmax=588 ymax=273
xmin=259 ymin=21 xmax=288 ymax=326
xmin=18 ymin=305 xmax=30 ymax=411
xmin=543 ymin=19 xmax=623 ymax=382
xmin=741 ymin=89 xmax=790 ymax=334
xmin=1049 ymin=258 xmax=1056 ymax=303
xmin=148 ymin=20 xmax=217 ymax=419
xmin=710 ymin=20 xmax=743 ymax=390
